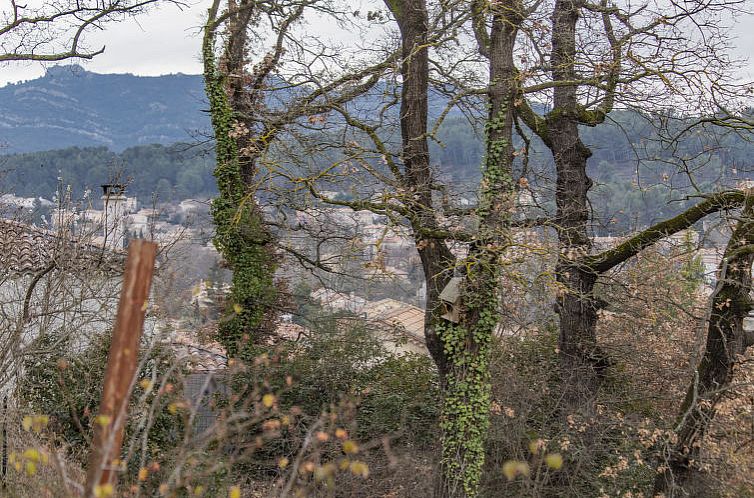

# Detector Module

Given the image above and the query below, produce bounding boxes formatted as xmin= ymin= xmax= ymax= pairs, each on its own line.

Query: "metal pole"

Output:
xmin=84 ymin=240 xmax=157 ymax=497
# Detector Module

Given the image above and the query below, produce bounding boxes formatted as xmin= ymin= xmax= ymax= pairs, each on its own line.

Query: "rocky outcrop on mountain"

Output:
xmin=0 ymin=65 xmax=209 ymax=153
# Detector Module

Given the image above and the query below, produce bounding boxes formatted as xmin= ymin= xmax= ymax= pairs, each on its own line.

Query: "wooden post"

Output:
xmin=84 ymin=240 xmax=157 ymax=497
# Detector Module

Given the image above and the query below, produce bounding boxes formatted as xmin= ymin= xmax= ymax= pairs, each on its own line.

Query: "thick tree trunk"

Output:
xmin=384 ymin=0 xmax=455 ymax=377
xmin=385 ymin=1 xmax=520 ymax=495
xmin=433 ymin=6 xmax=520 ymax=497
xmin=548 ymin=0 xmax=607 ymax=407
xmin=203 ymin=1 xmax=278 ymax=357
xmin=654 ymin=194 xmax=754 ymax=496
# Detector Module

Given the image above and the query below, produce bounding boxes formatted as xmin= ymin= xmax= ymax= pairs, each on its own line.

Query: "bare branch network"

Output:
xmin=0 ymin=0 xmax=185 ymax=62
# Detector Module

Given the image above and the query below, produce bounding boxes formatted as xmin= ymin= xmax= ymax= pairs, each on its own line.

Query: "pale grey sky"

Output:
xmin=0 ymin=0 xmax=210 ymax=85
xmin=0 ymin=1 xmax=752 ymax=87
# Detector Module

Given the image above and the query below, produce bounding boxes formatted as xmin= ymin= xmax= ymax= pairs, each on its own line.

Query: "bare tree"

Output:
xmin=202 ymin=0 xmax=753 ymax=493
xmin=0 ymin=0 xmax=183 ymax=63
xmin=509 ymin=0 xmax=752 ymax=407
xmin=266 ymin=0 xmax=523 ymax=493
xmin=650 ymin=194 xmax=754 ymax=494
xmin=201 ymin=0 xmax=400 ymax=356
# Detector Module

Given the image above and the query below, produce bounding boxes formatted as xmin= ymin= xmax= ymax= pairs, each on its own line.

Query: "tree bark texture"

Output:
xmin=547 ymin=0 xmax=608 ymax=407
xmin=383 ymin=0 xmax=455 ymax=379
xmin=433 ymin=4 xmax=521 ymax=496
xmin=203 ymin=0 xmax=278 ymax=357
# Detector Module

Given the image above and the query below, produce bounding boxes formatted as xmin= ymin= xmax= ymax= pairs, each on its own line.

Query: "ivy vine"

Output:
xmin=202 ymin=15 xmax=277 ymax=359
xmin=438 ymin=104 xmax=515 ymax=497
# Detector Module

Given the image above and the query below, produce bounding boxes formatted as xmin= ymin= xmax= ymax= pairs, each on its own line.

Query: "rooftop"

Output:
xmin=0 ymin=218 xmax=124 ymax=275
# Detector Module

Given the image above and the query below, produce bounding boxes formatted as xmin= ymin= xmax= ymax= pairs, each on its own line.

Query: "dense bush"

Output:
xmin=18 ymin=332 xmax=187 ymax=482
xmin=236 ymin=315 xmax=441 ymax=450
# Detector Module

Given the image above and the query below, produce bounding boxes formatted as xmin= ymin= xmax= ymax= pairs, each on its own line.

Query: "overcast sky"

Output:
xmin=0 ymin=0 xmax=210 ymax=86
xmin=0 ymin=0 xmax=752 ymax=87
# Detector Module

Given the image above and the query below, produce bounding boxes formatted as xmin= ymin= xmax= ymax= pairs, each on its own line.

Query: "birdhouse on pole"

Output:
xmin=439 ymin=276 xmax=463 ymax=323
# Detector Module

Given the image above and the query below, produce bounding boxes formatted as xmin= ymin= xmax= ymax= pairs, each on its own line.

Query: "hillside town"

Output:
xmin=0 ymin=179 xmax=744 ymax=368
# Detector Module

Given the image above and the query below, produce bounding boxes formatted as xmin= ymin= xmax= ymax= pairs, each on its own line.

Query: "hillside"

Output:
xmin=0 ymin=65 xmax=209 ymax=153
xmin=1 ymin=66 xmax=753 ymax=234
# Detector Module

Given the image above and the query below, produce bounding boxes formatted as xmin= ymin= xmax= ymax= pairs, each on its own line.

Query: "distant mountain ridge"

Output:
xmin=0 ymin=65 xmax=209 ymax=153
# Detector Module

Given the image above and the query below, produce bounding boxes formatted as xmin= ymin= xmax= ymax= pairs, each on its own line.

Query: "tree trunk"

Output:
xmin=654 ymin=193 xmax=754 ymax=496
xmin=548 ymin=0 xmax=607 ymax=408
xmin=383 ymin=0 xmax=455 ymax=378
xmin=433 ymin=5 xmax=520 ymax=496
xmin=203 ymin=0 xmax=278 ymax=358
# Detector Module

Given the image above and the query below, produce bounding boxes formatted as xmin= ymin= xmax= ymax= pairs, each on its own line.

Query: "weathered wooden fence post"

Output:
xmin=84 ymin=240 xmax=157 ymax=497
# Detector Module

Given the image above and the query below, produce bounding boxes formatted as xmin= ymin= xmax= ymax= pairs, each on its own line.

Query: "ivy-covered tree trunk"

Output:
xmin=202 ymin=0 xmax=278 ymax=358
xmin=433 ymin=3 xmax=521 ymax=496
xmin=381 ymin=1 xmax=520 ymax=495
xmin=655 ymin=192 xmax=754 ymax=496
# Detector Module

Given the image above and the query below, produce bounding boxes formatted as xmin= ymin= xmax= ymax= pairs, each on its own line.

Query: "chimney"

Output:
xmin=101 ymin=184 xmax=127 ymax=249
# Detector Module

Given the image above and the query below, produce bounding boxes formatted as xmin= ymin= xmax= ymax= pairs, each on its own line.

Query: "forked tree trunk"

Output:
xmin=203 ymin=0 xmax=278 ymax=357
xmin=384 ymin=1 xmax=520 ymax=495
xmin=433 ymin=4 xmax=521 ymax=496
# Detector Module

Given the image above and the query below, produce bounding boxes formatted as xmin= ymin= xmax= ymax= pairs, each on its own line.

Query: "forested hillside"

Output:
xmin=0 ymin=65 xmax=208 ymax=153
xmin=0 ymin=143 xmax=216 ymax=203
xmin=3 ymin=109 xmax=752 ymax=234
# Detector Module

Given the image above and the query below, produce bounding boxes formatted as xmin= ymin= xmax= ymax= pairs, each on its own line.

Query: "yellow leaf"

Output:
xmin=95 ymin=415 xmax=111 ymax=427
xmin=232 ymin=303 xmax=243 ymax=314
xmin=262 ymin=393 xmax=275 ymax=408
xmin=502 ymin=461 xmax=516 ymax=481
xmin=349 ymin=460 xmax=369 ymax=478
xmin=94 ymin=484 xmax=114 ymax=498
xmin=528 ymin=439 xmax=543 ymax=455
xmin=545 ymin=453 xmax=564 ymax=470
xmin=22 ymin=416 xmax=32 ymax=432
xmin=229 ymin=485 xmax=241 ymax=498
xmin=278 ymin=457 xmax=289 ymax=469
xmin=138 ymin=467 xmax=149 ymax=481
xmin=342 ymin=440 xmax=359 ymax=454
xmin=33 ymin=415 xmax=49 ymax=432
xmin=24 ymin=461 xmax=36 ymax=476
xmin=502 ymin=460 xmax=529 ymax=481
xmin=22 ymin=449 xmax=40 ymax=462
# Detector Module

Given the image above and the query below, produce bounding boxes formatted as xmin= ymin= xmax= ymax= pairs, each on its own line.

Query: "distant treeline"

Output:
xmin=433 ymin=111 xmax=754 ymax=232
xmin=0 ymin=143 xmax=216 ymax=204
xmin=1 ymin=111 xmax=752 ymax=233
